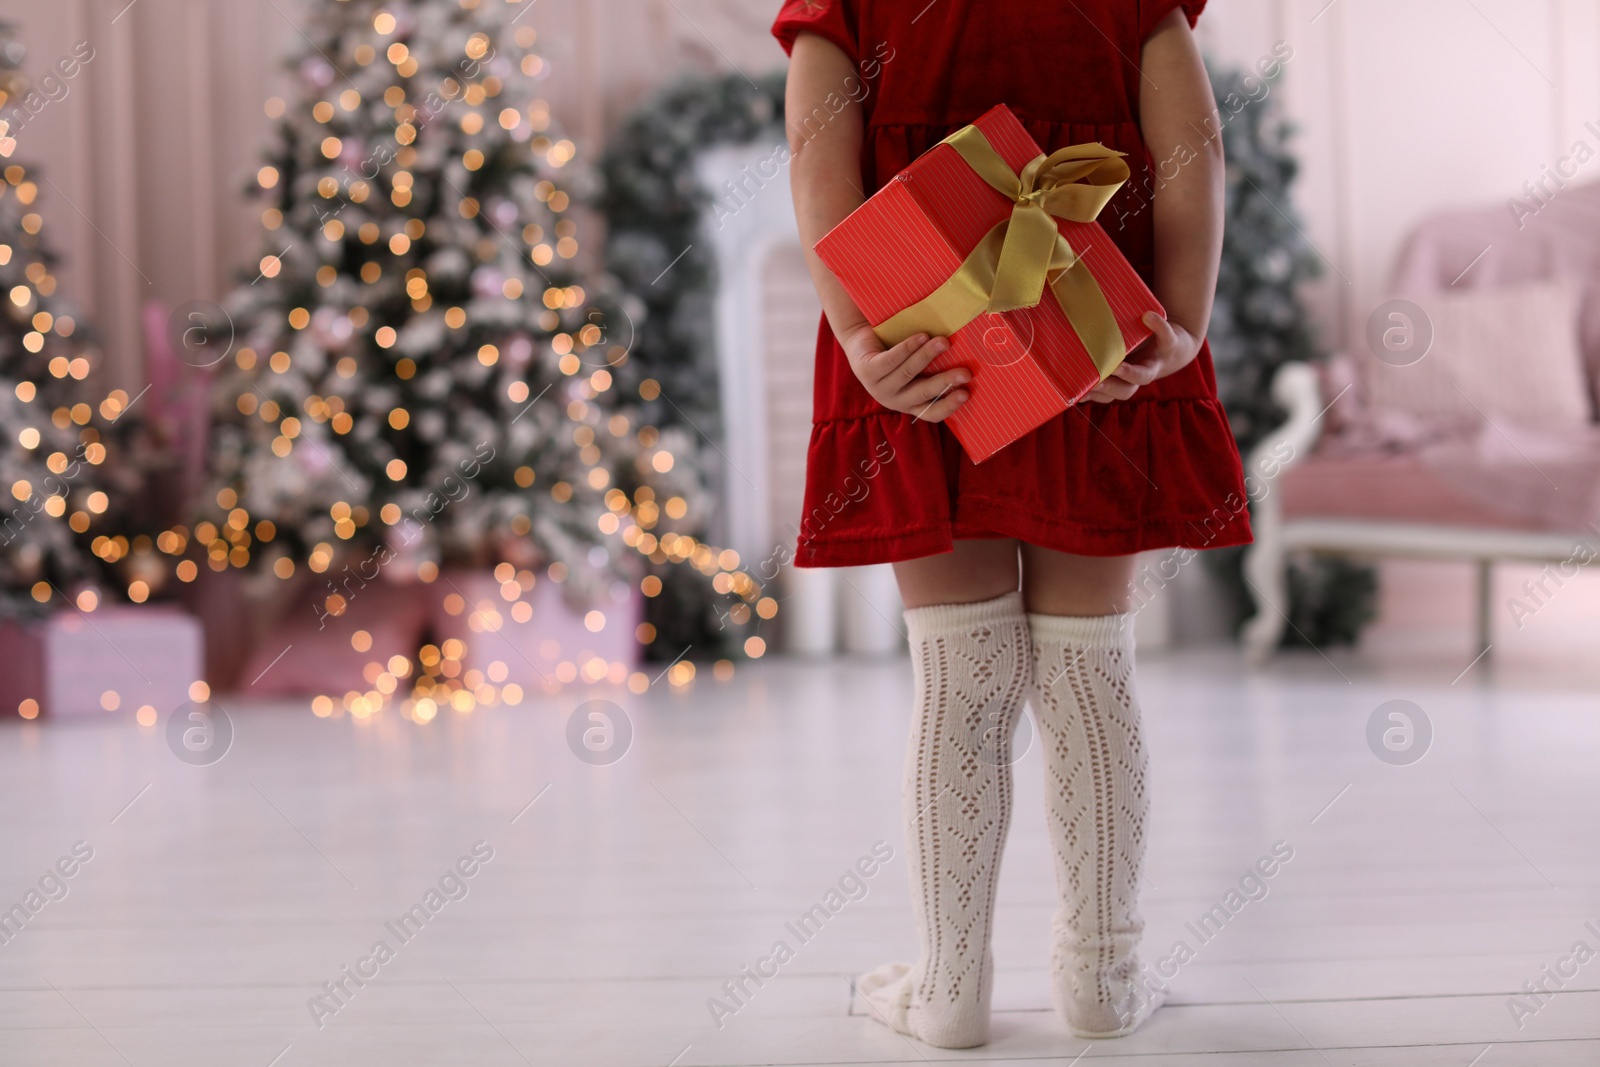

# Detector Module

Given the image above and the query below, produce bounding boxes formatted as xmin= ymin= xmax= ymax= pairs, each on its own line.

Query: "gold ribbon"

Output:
xmin=872 ymin=124 xmax=1133 ymax=380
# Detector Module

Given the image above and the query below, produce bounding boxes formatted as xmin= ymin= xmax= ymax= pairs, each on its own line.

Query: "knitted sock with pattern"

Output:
xmin=1028 ymin=610 xmax=1163 ymax=1039
xmin=858 ymin=590 xmax=1030 ymax=1049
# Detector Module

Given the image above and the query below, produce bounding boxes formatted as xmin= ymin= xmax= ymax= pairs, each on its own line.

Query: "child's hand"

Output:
xmin=1084 ymin=311 xmax=1202 ymax=403
xmin=839 ymin=323 xmax=971 ymax=422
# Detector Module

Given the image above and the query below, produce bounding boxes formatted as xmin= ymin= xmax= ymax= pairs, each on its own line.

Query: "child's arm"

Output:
xmin=1087 ymin=7 xmax=1224 ymax=403
xmin=786 ymin=32 xmax=970 ymax=423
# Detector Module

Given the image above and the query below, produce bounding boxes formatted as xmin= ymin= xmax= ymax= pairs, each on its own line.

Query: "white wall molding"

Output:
xmin=0 ymin=0 xmax=1593 ymax=422
xmin=696 ymin=138 xmax=796 ymax=565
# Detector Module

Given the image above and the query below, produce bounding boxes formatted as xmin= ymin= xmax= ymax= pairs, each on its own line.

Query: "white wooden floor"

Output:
xmin=1 ymin=637 xmax=1598 ymax=1066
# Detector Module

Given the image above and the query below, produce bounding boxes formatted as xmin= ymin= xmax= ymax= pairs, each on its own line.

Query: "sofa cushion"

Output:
xmin=1363 ymin=279 xmax=1592 ymax=430
xmin=1281 ymin=452 xmax=1559 ymax=531
xmin=1388 ymin=178 xmax=1600 ymax=418
xmin=1284 ymin=419 xmax=1600 ymax=533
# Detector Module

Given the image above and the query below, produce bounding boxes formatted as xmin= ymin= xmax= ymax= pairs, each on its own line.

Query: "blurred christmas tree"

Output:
xmin=1203 ymin=59 xmax=1376 ymax=647
xmin=595 ymin=72 xmax=788 ymax=652
xmin=596 ymin=71 xmax=786 ymax=426
xmin=1206 ymin=61 xmax=1323 ymax=447
xmin=196 ymin=0 xmax=770 ymax=701
xmin=0 ymin=22 xmax=145 ymax=622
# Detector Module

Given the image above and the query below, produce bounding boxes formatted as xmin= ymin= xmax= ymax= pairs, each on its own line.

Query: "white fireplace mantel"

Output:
xmin=694 ymin=140 xmax=904 ymax=655
xmin=696 ymin=138 xmax=800 ymax=566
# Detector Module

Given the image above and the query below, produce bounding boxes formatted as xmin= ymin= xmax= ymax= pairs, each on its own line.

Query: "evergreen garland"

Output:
xmin=595 ymin=68 xmax=787 ymax=428
xmin=595 ymin=70 xmax=786 ymax=429
xmin=593 ymin=72 xmax=786 ymax=653
xmin=1203 ymin=59 xmax=1377 ymax=648
xmin=592 ymin=62 xmax=1377 ymax=650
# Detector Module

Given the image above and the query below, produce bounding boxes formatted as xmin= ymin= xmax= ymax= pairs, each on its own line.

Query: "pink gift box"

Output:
xmin=241 ymin=578 xmax=431 ymax=697
xmin=0 ymin=606 xmax=204 ymax=718
xmin=428 ymin=569 xmax=643 ymax=691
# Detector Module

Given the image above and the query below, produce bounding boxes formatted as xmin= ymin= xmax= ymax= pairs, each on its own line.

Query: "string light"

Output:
xmin=182 ymin=0 xmax=778 ymax=723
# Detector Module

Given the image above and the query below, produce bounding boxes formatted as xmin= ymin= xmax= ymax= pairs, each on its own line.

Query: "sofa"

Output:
xmin=1241 ymin=180 xmax=1600 ymax=661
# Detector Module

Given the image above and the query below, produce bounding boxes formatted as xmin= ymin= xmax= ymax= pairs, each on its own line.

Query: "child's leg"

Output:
xmin=1020 ymin=545 xmax=1163 ymax=1038
xmin=858 ymin=540 xmax=1027 ymax=1049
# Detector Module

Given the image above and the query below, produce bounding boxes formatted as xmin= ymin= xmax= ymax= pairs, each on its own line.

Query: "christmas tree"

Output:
xmin=0 ymin=22 xmax=142 ymax=621
xmin=594 ymin=72 xmax=789 ymax=653
xmin=1204 ymin=58 xmax=1376 ymax=646
xmin=1206 ymin=60 xmax=1323 ymax=448
xmin=197 ymin=0 xmax=770 ymax=707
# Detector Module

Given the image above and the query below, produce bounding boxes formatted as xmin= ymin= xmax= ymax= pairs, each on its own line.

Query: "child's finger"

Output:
xmin=896 ymin=367 xmax=971 ymax=410
xmin=1085 ymin=377 xmax=1140 ymax=403
xmin=1112 ymin=356 xmax=1161 ymax=385
xmin=857 ymin=332 xmax=924 ymax=383
xmin=880 ymin=334 xmax=950 ymax=387
xmin=1142 ymin=310 xmax=1175 ymax=345
xmin=842 ymin=334 xmax=889 ymax=382
xmin=910 ymin=387 xmax=969 ymax=423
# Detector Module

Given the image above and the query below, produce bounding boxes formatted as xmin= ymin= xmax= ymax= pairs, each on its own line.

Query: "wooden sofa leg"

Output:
xmin=1476 ymin=559 xmax=1493 ymax=656
xmin=1239 ymin=361 xmax=1325 ymax=665
xmin=1242 ymin=535 xmax=1287 ymax=664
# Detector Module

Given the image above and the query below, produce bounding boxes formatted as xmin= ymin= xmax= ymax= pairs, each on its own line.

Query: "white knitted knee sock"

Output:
xmin=1028 ymin=611 xmax=1163 ymax=1039
xmin=858 ymin=590 xmax=1030 ymax=1049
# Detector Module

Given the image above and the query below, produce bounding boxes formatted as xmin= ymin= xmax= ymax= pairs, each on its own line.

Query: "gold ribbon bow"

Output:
xmin=872 ymin=124 xmax=1133 ymax=380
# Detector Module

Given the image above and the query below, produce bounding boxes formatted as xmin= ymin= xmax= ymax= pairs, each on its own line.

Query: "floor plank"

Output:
xmin=0 ymin=644 xmax=1596 ymax=1065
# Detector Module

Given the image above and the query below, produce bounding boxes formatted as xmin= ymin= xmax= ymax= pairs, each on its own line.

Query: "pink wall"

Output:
xmin=3 ymin=0 xmax=1596 ymax=644
xmin=8 ymin=0 xmax=1597 ymax=383
xmin=0 ymin=0 xmax=796 ymax=391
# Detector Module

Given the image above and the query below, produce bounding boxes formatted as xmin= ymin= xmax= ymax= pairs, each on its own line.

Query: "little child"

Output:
xmin=776 ymin=0 xmax=1251 ymax=1048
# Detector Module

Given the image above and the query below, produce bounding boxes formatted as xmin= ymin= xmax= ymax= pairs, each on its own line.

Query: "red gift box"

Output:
xmin=815 ymin=104 xmax=1165 ymax=463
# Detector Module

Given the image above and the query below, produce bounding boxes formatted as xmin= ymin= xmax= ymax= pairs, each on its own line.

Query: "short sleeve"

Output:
xmin=771 ymin=0 xmax=858 ymax=63
xmin=1138 ymin=0 xmax=1205 ymax=42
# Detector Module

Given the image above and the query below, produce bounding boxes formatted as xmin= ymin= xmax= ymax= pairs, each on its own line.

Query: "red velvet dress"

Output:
xmin=772 ymin=0 xmax=1253 ymax=567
